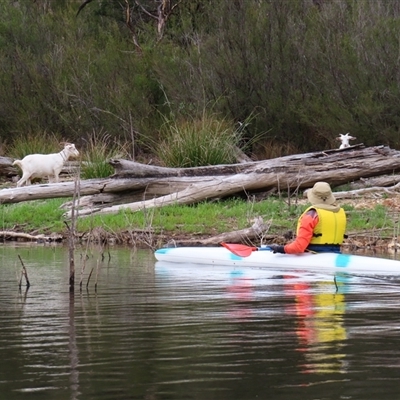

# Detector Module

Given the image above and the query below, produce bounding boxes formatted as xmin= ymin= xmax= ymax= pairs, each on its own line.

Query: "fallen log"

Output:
xmin=66 ymin=145 xmax=400 ymax=217
xmin=0 ymin=230 xmax=63 ymax=242
xmin=342 ymin=174 xmax=400 ymax=189
xmin=0 ymin=156 xmax=19 ymax=177
xmin=108 ymin=144 xmax=367 ymax=178
xmin=1 ymin=145 xmax=400 ymax=219
xmin=330 ymin=181 xmax=400 ymax=200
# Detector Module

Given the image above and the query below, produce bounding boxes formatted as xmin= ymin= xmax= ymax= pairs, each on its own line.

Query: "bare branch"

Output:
xmin=76 ymin=0 xmax=94 ymax=17
xmin=135 ymin=0 xmax=158 ymax=20
xmin=125 ymin=0 xmax=143 ymax=52
xmin=136 ymin=0 xmax=185 ymax=40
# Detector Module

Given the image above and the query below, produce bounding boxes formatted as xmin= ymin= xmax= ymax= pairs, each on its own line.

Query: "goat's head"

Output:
xmin=63 ymin=143 xmax=80 ymax=159
xmin=337 ymin=133 xmax=356 ymax=149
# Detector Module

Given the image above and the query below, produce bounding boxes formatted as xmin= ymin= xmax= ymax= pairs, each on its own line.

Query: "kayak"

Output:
xmin=154 ymin=243 xmax=400 ymax=275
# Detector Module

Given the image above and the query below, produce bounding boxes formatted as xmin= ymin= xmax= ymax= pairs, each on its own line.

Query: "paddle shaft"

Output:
xmin=221 ymin=242 xmax=272 ymax=257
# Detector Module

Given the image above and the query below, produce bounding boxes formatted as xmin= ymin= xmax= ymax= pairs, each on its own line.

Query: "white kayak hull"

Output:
xmin=154 ymin=246 xmax=400 ymax=275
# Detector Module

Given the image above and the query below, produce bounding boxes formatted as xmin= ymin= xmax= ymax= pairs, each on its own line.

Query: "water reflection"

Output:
xmin=158 ymin=262 xmax=352 ymax=375
xmin=226 ymin=270 xmax=254 ymax=319
xmin=284 ymin=274 xmax=349 ymax=374
xmin=69 ymin=291 xmax=80 ymax=400
xmin=2 ymin=245 xmax=400 ymax=399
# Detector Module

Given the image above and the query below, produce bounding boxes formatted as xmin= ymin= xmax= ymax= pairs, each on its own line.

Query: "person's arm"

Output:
xmin=284 ymin=210 xmax=319 ymax=254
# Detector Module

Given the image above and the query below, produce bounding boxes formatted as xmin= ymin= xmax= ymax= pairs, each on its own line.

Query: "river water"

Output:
xmin=1 ymin=243 xmax=400 ymax=400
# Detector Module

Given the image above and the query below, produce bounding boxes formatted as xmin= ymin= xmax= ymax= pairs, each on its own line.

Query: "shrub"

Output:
xmin=10 ymin=132 xmax=62 ymax=159
xmin=81 ymin=131 xmax=129 ymax=179
xmin=157 ymin=114 xmax=243 ymax=167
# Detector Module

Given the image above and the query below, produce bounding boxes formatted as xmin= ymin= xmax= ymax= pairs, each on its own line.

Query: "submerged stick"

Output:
xmin=64 ymin=221 xmax=75 ymax=291
xmin=17 ymin=254 xmax=30 ymax=289
xmin=66 ymin=171 xmax=81 ymax=292
xmin=95 ymin=259 xmax=100 ymax=291
xmin=79 ymin=244 xmax=91 ymax=290
xmin=87 ymin=267 xmax=94 ymax=288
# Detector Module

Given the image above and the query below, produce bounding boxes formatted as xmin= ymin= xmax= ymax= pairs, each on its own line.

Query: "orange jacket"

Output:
xmin=284 ymin=209 xmax=319 ymax=254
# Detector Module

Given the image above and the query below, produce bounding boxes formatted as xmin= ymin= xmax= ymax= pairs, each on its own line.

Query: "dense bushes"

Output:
xmin=156 ymin=0 xmax=400 ymax=152
xmin=0 ymin=0 xmax=162 ymax=159
xmin=0 ymin=0 xmax=399 ymax=165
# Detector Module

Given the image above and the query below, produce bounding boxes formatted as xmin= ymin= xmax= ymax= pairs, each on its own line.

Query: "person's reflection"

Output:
xmin=284 ymin=273 xmax=348 ymax=374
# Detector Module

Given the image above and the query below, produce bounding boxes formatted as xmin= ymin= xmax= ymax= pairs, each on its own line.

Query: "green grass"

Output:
xmin=0 ymin=197 xmax=397 ymax=243
xmin=0 ymin=199 xmax=67 ymax=233
xmin=344 ymin=204 xmax=394 ymax=231
xmin=81 ymin=131 xmax=130 ymax=179
xmin=157 ymin=114 xmax=244 ymax=167
xmin=0 ymin=197 xmax=296 ymax=236
xmin=9 ymin=133 xmax=62 ymax=159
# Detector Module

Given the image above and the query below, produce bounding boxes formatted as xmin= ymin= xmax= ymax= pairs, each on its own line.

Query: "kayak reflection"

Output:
xmin=155 ymin=261 xmax=351 ymax=374
xmin=226 ymin=269 xmax=255 ymax=319
xmin=284 ymin=273 xmax=349 ymax=374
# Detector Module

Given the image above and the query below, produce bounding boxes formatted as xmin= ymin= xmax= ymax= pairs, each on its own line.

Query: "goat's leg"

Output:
xmin=52 ymin=169 xmax=62 ymax=183
xmin=48 ymin=175 xmax=59 ymax=184
xmin=48 ymin=176 xmax=59 ymax=184
xmin=16 ymin=172 xmax=32 ymax=187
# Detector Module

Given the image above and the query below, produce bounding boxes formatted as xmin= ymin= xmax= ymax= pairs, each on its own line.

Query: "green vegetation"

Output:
xmin=0 ymin=199 xmax=68 ymax=233
xmin=0 ymin=0 xmax=400 ymax=165
xmin=10 ymin=133 xmax=62 ymax=159
xmin=157 ymin=114 xmax=244 ymax=167
xmin=344 ymin=204 xmax=394 ymax=232
xmin=1 ymin=1 xmax=400 ymax=246
xmin=80 ymin=131 xmax=129 ymax=179
xmin=0 ymin=197 xmax=397 ymax=246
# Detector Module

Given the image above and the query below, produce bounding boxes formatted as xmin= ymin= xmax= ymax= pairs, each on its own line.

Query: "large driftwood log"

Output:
xmin=0 ymin=156 xmax=18 ymax=177
xmin=1 ymin=145 xmax=400 ymax=218
xmin=0 ymin=230 xmax=63 ymax=242
xmin=342 ymin=174 xmax=400 ymax=189
xmin=328 ymin=182 xmax=400 ymax=200
xmin=66 ymin=145 xmax=400 ymax=217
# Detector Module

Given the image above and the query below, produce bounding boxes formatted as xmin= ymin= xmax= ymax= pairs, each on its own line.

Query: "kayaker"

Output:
xmin=269 ymin=181 xmax=346 ymax=254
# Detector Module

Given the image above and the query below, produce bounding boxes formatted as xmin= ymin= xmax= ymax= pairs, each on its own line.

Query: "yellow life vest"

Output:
xmin=297 ymin=206 xmax=346 ymax=245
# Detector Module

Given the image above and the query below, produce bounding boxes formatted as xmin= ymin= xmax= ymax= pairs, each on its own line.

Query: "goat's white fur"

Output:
xmin=337 ymin=133 xmax=356 ymax=149
xmin=13 ymin=143 xmax=79 ymax=187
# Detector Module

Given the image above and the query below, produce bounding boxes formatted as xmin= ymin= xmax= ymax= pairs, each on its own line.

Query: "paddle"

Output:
xmin=221 ymin=242 xmax=272 ymax=257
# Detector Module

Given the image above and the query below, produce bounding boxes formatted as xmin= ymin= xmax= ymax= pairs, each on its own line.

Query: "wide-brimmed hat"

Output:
xmin=307 ymin=182 xmax=336 ymax=205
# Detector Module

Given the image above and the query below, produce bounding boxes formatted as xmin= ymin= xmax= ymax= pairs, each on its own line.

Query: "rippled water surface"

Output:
xmin=1 ymin=244 xmax=400 ymax=400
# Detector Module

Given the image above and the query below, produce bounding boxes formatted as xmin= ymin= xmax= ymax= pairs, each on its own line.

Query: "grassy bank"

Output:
xmin=1 ymin=196 xmax=398 ymax=249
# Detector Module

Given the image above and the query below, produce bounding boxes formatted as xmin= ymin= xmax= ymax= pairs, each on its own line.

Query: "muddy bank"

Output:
xmin=2 ymin=224 xmax=399 ymax=257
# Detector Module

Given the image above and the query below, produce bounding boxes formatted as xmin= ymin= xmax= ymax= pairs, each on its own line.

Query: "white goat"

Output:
xmin=337 ymin=133 xmax=356 ymax=149
xmin=13 ymin=143 xmax=79 ymax=187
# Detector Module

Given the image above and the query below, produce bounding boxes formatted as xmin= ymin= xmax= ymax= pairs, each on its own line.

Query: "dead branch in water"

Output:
xmin=17 ymin=254 xmax=30 ymax=289
xmin=87 ymin=267 xmax=94 ymax=288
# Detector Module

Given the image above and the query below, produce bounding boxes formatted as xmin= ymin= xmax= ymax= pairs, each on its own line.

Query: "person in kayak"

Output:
xmin=269 ymin=181 xmax=346 ymax=254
